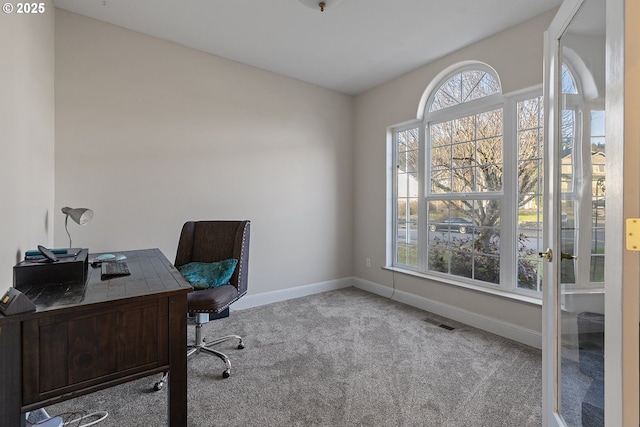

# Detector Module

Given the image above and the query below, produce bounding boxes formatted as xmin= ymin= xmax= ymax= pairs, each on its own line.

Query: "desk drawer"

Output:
xmin=22 ymin=298 xmax=169 ymax=405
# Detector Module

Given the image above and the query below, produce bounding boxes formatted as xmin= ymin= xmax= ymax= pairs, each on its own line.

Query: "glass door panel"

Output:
xmin=544 ymin=1 xmax=606 ymax=426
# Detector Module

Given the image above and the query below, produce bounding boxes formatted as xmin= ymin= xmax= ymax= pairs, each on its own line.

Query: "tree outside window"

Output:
xmin=391 ymin=65 xmax=546 ymax=295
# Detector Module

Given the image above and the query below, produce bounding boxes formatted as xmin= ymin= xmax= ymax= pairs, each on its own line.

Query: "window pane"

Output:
xmin=518 ymin=97 xmax=543 ymax=130
xmin=453 ymin=116 xmax=475 ymax=143
xmin=466 ymin=72 xmax=500 ymax=103
xmin=476 ymin=109 xmax=502 ymax=138
xmin=429 ymin=70 xmax=501 ymax=112
xmin=398 ymin=128 xmax=419 ymax=173
xmin=561 ymin=65 xmax=578 ymax=94
xmin=396 ymin=197 xmax=418 ymax=227
xmin=474 ymin=254 xmax=500 ymax=284
xmin=430 ymin=108 xmax=503 ymax=195
xmin=560 ymin=200 xmax=576 ymax=284
xmin=427 ymin=200 xmax=449 ymax=231
xmin=427 ymin=200 xmax=501 ymax=285
xmin=516 ymin=96 xmax=543 ymax=291
xmin=477 ymin=163 xmax=502 ymax=192
xmin=398 ymin=172 xmax=418 ymax=198
xmin=431 ymin=73 xmax=462 ymax=111
xmin=431 ymin=122 xmax=452 ymax=147
xmin=518 ymin=160 xmax=541 ymax=192
xmin=396 ymin=216 xmax=418 ymax=267
xmin=397 ymin=197 xmax=407 ymax=221
xmin=518 ymin=259 xmax=542 ymax=291
xmin=450 ymin=250 xmax=473 ymax=279
xmin=428 ymin=248 xmax=449 ymax=273
xmin=431 ymin=170 xmax=450 ymax=193
xmin=452 ymin=167 xmax=474 ymax=192
xmin=396 ymin=242 xmax=418 ymax=267
xmin=477 ymin=137 xmax=503 ymax=162
xmin=474 ymin=228 xmax=500 ymax=255
xmin=432 ymin=146 xmax=451 ymax=170
xmin=591 ymin=110 xmax=605 ymax=283
xmin=394 ymin=127 xmax=420 ymax=269
xmin=452 ymin=141 xmax=474 ymax=167
xmin=561 ymin=109 xmax=576 ymax=193
xmin=518 ymin=130 xmax=542 ymax=158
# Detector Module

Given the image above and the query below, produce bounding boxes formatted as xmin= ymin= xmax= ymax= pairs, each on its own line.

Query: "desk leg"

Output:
xmin=0 ymin=320 xmax=24 ymax=427
xmin=167 ymin=294 xmax=188 ymax=426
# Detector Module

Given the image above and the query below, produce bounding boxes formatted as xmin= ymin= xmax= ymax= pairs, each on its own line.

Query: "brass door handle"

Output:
xmin=538 ymin=248 xmax=552 ymax=261
xmin=561 ymin=252 xmax=577 ymax=260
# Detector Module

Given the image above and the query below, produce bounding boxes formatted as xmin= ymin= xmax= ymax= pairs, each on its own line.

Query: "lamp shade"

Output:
xmin=61 ymin=207 xmax=93 ymax=225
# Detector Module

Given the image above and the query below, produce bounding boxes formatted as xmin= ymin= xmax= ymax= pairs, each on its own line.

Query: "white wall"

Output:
xmin=7 ymin=6 xmax=556 ymax=336
xmin=353 ymin=10 xmax=559 ymax=336
xmin=0 ymin=2 xmax=55 ymax=293
xmin=54 ymin=10 xmax=354 ymax=295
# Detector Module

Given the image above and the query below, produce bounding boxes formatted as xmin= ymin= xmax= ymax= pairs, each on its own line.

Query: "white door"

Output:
xmin=542 ymin=1 xmax=606 ymax=426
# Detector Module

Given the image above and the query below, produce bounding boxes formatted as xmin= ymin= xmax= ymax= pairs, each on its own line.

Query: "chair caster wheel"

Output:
xmin=222 ymin=370 xmax=231 ymax=378
xmin=154 ymin=381 xmax=164 ymax=391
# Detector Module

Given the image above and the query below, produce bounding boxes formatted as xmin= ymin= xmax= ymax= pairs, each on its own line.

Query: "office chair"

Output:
xmin=154 ymin=220 xmax=250 ymax=391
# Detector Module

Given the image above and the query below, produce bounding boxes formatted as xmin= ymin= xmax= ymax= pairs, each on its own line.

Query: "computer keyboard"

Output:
xmin=101 ymin=261 xmax=131 ymax=280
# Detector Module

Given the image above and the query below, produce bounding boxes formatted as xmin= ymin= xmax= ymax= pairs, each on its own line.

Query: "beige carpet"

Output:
xmin=44 ymin=287 xmax=543 ymax=426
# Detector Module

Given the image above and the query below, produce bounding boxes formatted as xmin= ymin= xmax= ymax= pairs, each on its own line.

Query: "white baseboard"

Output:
xmin=352 ymin=277 xmax=542 ymax=350
xmin=230 ymin=277 xmax=353 ymax=311
xmin=231 ymin=276 xmax=542 ymax=349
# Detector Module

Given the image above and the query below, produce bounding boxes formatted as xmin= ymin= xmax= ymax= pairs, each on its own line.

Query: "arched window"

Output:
xmin=391 ymin=63 xmax=545 ymax=297
xmin=425 ymin=67 xmax=504 ymax=284
xmin=429 ymin=69 xmax=501 ymax=112
xmin=391 ymin=60 xmax=604 ymax=297
xmin=561 ymin=64 xmax=578 ymax=94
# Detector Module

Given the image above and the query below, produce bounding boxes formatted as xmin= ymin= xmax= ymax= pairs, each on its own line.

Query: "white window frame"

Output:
xmin=511 ymin=90 xmax=546 ymax=297
xmin=389 ymin=63 xmax=545 ymax=302
xmin=391 ymin=122 xmax=423 ymax=270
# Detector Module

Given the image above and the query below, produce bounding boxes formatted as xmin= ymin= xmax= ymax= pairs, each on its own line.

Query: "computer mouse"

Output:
xmin=114 ymin=254 xmax=127 ymax=261
xmin=96 ymin=254 xmax=116 ymax=261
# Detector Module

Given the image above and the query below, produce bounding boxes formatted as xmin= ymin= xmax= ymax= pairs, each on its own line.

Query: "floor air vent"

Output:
xmin=424 ymin=318 xmax=455 ymax=330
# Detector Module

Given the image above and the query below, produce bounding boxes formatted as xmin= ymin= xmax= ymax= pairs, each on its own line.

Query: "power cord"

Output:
xmin=62 ymin=411 xmax=109 ymax=427
xmin=26 ymin=409 xmax=109 ymax=427
xmin=390 ymin=267 xmax=397 ymax=300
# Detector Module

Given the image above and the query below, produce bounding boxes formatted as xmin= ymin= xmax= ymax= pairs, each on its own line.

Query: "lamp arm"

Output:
xmin=64 ymin=215 xmax=72 ymax=248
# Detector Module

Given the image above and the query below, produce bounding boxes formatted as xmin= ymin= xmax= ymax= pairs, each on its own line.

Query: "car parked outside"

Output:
xmin=429 ymin=217 xmax=475 ymax=234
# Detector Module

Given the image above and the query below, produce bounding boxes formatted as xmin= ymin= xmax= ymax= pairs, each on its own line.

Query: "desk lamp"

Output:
xmin=61 ymin=207 xmax=93 ymax=248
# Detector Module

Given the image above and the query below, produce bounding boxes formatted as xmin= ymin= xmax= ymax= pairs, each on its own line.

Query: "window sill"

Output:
xmin=382 ymin=266 xmax=542 ymax=306
xmin=562 ymin=286 xmax=605 ymax=295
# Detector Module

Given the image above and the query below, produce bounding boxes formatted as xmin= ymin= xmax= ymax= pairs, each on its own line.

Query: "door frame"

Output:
xmin=542 ymin=2 xmax=586 ymax=425
xmin=604 ymin=0 xmax=639 ymax=426
xmin=543 ymin=1 xmax=639 ymax=426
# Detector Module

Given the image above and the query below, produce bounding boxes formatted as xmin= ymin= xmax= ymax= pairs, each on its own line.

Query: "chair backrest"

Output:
xmin=174 ymin=220 xmax=250 ymax=297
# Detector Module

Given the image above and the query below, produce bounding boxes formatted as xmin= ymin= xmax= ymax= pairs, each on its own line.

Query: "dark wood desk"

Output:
xmin=0 ymin=248 xmax=191 ymax=426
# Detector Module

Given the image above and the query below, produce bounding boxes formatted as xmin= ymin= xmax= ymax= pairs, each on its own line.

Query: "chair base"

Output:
xmin=153 ymin=323 xmax=244 ymax=391
xmin=208 ymin=307 xmax=230 ymax=320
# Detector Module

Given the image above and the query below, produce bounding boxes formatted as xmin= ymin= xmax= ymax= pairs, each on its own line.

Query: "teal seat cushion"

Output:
xmin=178 ymin=259 xmax=238 ymax=290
